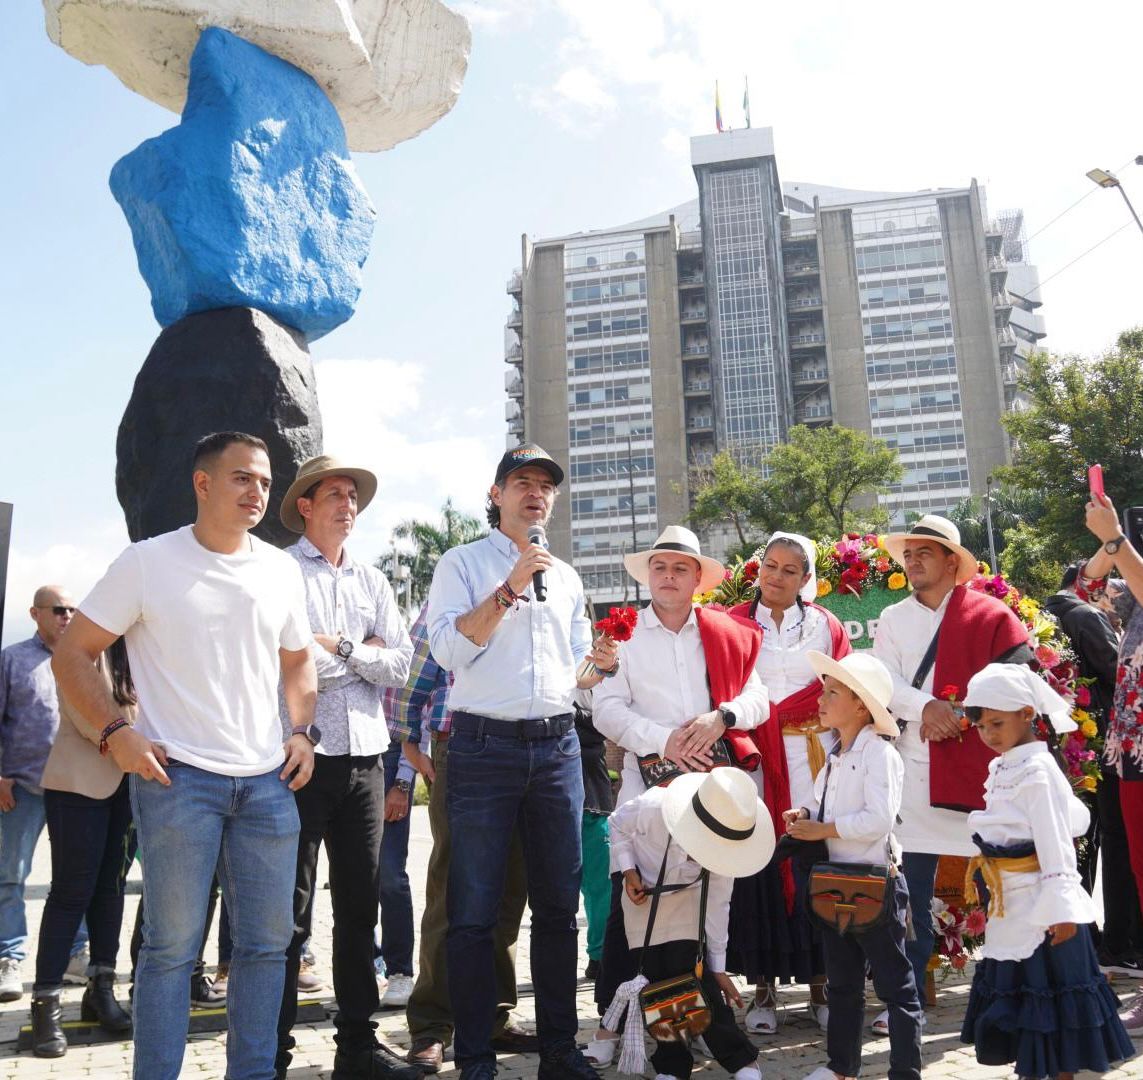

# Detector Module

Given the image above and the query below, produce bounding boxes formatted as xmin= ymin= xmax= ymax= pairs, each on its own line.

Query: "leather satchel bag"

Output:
xmin=805 ymin=759 xmax=896 ymax=935
xmin=638 ymin=738 xmax=731 ymax=789
xmin=636 ymin=850 xmax=712 ymax=1042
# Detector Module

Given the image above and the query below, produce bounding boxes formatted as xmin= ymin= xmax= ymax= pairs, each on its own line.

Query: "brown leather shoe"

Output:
xmin=489 ymin=1022 xmax=540 ymax=1053
xmin=406 ymin=1037 xmax=444 ymax=1073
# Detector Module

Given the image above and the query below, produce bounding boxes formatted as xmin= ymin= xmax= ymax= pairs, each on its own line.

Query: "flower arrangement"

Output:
xmin=814 ymin=533 xmax=906 ymax=598
xmin=928 ymin=897 xmax=987 ymax=978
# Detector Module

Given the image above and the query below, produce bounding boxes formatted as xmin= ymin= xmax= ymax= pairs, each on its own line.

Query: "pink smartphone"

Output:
xmin=1088 ymin=464 xmax=1105 ymax=500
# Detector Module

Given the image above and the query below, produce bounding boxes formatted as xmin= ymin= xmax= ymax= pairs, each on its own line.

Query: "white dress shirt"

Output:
xmin=806 ymin=725 xmax=904 ymax=865
xmin=427 ymin=529 xmax=591 ymax=720
xmin=286 ymin=538 xmax=413 ymax=757
xmin=752 ymin=603 xmax=837 ymax=807
xmin=608 ymin=786 xmax=735 ymax=972
xmin=967 ymin=741 xmax=1096 ymax=961
xmin=593 ymin=604 xmax=769 ymax=806
xmin=872 ymin=590 xmax=977 ymax=857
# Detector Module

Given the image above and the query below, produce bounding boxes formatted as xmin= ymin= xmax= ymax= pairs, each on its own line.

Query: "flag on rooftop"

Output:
xmin=743 ymin=77 xmax=751 ymax=129
xmin=715 ymin=81 xmax=723 ymax=133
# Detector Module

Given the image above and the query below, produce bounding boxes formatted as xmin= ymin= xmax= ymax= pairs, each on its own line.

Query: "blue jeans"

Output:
xmin=130 ymin=763 xmax=299 ymax=1080
xmin=822 ymin=875 xmax=922 ymax=1080
xmin=446 ymin=721 xmax=584 ymax=1067
xmin=378 ymin=745 xmax=414 ymax=976
xmin=0 ymin=785 xmax=86 ymax=963
xmin=901 ymin=851 xmax=939 ymax=1004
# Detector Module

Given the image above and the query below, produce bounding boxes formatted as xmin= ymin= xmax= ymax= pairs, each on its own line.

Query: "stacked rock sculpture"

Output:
xmin=43 ymin=0 xmax=470 ymax=544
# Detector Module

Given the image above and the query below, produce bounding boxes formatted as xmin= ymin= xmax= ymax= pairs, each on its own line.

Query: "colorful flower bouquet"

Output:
xmin=929 ymin=897 xmax=987 ymax=978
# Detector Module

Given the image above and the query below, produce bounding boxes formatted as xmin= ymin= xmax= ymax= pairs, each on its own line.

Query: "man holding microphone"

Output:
xmin=426 ymin=444 xmax=616 ymax=1080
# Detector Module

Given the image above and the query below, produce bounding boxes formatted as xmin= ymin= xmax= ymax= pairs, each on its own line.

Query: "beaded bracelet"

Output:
xmin=493 ymin=582 xmax=518 ymax=609
xmin=99 ymin=717 xmax=131 ymax=756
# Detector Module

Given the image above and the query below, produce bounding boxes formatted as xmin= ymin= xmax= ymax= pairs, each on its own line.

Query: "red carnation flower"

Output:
xmin=743 ymin=559 xmax=760 ymax=582
xmin=595 ymin=606 xmax=639 ymax=642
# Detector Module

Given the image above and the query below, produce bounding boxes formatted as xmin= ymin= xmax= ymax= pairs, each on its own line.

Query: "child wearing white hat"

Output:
xmin=596 ymin=768 xmax=774 ymax=1080
xmin=784 ymin=651 xmax=922 ymax=1080
xmin=958 ymin=663 xmax=1134 ymax=1079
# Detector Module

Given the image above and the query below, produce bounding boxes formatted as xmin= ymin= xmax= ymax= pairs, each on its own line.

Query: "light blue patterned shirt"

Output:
xmin=427 ymin=528 xmax=591 ymax=720
xmin=0 ymin=634 xmax=59 ymax=794
xmin=284 ymin=537 xmax=413 ymax=757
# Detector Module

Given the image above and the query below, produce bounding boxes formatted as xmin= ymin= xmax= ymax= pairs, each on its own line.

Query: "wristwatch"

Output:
xmin=600 ymin=656 xmax=621 ymax=678
xmin=336 ymin=637 xmax=355 ymax=659
xmin=393 ymin=778 xmax=412 ymax=794
xmin=718 ymin=706 xmax=737 ymax=728
xmin=291 ymin=723 xmax=322 ymax=746
xmin=1104 ymin=535 xmax=1127 ymax=555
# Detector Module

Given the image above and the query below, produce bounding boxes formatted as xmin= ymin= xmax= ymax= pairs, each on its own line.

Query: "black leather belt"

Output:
xmin=451 ymin=711 xmax=573 ymax=740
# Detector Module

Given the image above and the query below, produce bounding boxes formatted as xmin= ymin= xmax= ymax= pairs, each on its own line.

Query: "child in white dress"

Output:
xmin=959 ymin=663 xmax=1134 ymax=1080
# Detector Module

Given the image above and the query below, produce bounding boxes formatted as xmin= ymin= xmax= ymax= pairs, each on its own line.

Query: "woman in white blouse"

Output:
xmin=959 ymin=665 xmax=1134 ymax=1079
xmin=725 ymin=534 xmax=851 ymax=1034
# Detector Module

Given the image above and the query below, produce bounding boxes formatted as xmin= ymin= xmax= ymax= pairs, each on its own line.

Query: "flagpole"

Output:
xmin=743 ymin=75 xmax=751 ymax=129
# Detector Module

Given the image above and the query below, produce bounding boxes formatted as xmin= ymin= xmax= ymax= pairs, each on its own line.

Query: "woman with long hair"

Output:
xmin=723 ymin=533 xmax=851 ymax=1034
xmin=29 ymin=638 xmax=137 ymax=1058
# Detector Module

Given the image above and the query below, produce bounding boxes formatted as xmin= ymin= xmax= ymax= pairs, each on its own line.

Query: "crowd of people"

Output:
xmin=0 ymin=432 xmax=1141 ymax=1080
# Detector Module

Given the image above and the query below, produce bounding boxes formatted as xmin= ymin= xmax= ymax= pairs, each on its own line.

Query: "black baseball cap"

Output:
xmin=494 ymin=443 xmax=565 ymax=487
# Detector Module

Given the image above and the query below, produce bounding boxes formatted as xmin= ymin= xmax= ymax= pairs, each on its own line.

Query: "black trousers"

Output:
xmin=34 ymin=779 xmax=136 ymax=991
xmin=1097 ymin=769 xmax=1143 ymax=955
xmin=595 ymin=872 xmax=637 ymax=1015
xmin=636 ymin=939 xmax=756 ymax=1080
xmin=276 ymin=753 xmax=385 ymax=1062
xmin=821 ymin=876 xmax=922 ymax=1080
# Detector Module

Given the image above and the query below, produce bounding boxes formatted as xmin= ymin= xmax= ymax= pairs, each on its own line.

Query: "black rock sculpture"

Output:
xmin=117 ymin=307 xmax=323 ymax=547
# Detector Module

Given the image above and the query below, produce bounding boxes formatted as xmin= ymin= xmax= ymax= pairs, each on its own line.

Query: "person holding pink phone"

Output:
xmin=1080 ymin=488 xmax=1143 ymax=1032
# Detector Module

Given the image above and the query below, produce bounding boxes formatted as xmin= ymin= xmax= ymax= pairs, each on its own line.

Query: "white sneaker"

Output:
xmin=801 ymin=1068 xmax=840 ymax=1080
xmin=871 ymin=1008 xmax=925 ymax=1035
xmin=1117 ymin=995 xmax=1143 ymax=1034
xmin=381 ymin=973 xmax=414 ymax=1008
xmin=63 ymin=945 xmax=89 ymax=986
xmin=810 ymin=1001 xmax=829 ymax=1031
xmin=0 ymin=958 xmax=22 ymax=1002
xmin=744 ymin=996 xmax=777 ymax=1034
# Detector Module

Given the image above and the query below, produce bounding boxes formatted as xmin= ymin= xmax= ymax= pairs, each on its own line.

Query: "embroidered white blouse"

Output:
xmin=752 ymin=603 xmax=837 ymax=806
xmin=967 ymin=740 xmax=1096 ymax=962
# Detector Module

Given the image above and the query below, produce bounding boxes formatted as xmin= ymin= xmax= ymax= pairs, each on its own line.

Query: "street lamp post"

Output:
xmin=626 ymin=432 xmax=641 ymax=603
xmin=984 ymin=474 xmax=998 ymax=573
xmin=1087 ymin=165 xmax=1143 ymax=240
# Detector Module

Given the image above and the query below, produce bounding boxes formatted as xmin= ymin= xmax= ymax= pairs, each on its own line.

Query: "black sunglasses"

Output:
xmin=50 ymin=606 xmax=76 ymax=617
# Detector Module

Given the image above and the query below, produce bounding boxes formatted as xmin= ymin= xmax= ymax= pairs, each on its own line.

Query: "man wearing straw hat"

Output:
xmin=587 ymin=526 xmax=769 ymax=1064
xmin=871 ymin=513 xmax=1031 ymax=1032
xmin=275 ymin=455 xmax=416 ymax=1080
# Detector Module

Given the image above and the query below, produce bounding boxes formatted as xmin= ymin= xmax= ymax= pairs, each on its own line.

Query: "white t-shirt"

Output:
xmin=81 ymin=525 xmax=313 ymax=776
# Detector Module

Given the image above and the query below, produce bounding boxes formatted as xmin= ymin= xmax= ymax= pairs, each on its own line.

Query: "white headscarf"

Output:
xmin=963 ymin=663 xmax=1077 ymax=733
xmin=761 ymin=531 xmax=818 ymax=604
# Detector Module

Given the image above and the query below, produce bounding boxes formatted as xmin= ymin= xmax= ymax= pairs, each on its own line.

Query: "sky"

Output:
xmin=2 ymin=0 xmax=1141 ymax=645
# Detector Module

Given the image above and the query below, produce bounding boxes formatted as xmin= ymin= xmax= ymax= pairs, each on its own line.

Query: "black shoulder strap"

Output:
xmin=637 ymin=847 xmax=709 ymax=975
xmin=911 ymin=625 xmax=941 ymax=690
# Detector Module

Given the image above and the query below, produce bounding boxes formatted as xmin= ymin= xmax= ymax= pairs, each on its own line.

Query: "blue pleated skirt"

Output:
xmin=960 ymin=924 xmax=1135 ymax=1078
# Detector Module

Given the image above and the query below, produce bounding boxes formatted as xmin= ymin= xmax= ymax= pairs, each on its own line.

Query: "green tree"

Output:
xmin=757 ymin=425 xmax=902 ymax=536
xmin=687 ymin=451 xmax=766 ymax=549
xmin=1000 ymin=521 xmax=1065 ymax=598
xmin=947 ymin=484 xmax=1047 ymax=563
xmin=376 ymin=499 xmax=486 ymax=608
xmin=999 ymin=330 xmax=1143 ymax=562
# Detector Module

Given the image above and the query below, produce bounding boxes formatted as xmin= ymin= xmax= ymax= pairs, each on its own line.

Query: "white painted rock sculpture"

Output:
xmin=44 ymin=0 xmax=470 ymax=152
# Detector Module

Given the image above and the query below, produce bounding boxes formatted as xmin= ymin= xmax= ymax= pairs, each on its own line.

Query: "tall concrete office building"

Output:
xmin=505 ymin=127 xmax=1042 ymax=603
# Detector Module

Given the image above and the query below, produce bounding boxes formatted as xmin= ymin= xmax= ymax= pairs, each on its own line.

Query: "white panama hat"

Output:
xmin=623 ymin=525 xmax=726 ymax=596
xmin=806 ymin=650 xmax=899 ymax=739
xmin=661 ymin=767 xmax=775 ymax=878
xmin=882 ymin=514 xmax=979 ymax=586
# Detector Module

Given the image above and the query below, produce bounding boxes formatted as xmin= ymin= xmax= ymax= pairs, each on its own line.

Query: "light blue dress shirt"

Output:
xmin=427 ymin=529 xmax=591 ymax=720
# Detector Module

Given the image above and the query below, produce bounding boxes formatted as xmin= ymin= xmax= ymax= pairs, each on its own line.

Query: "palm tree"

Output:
xmin=377 ymin=499 xmax=486 ymax=608
xmin=948 ymin=485 xmax=1047 ymax=562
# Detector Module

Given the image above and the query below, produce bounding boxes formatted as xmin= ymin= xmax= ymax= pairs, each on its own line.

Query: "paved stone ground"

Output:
xmin=1 ymin=806 xmax=1140 ymax=1078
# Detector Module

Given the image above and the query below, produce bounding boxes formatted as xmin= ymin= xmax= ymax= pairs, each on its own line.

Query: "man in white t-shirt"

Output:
xmin=52 ymin=431 xmax=318 ymax=1080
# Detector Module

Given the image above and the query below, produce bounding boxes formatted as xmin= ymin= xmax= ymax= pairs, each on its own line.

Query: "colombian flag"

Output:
xmin=715 ymin=81 xmax=723 ymax=132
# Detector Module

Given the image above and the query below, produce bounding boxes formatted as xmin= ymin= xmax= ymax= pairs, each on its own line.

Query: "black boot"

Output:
xmin=81 ymin=973 xmax=132 ymax=1034
xmin=30 ymin=994 xmax=67 ymax=1058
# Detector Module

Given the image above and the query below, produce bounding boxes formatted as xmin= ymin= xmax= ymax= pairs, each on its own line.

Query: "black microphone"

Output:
xmin=527 ymin=524 xmax=548 ymax=602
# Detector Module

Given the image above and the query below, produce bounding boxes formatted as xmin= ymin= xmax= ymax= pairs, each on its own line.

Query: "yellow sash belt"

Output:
xmin=781 ymin=723 xmax=827 ymax=781
xmin=963 ymin=853 xmax=1041 ymax=918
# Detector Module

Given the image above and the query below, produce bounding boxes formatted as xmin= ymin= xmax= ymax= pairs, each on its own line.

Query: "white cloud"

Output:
xmin=3 ymin=522 xmax=128 ymax=647
xmin=313 ymin=356 xmax=498 ymax=565
xmin=551 ymin=67 xmax=617 ymax=113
